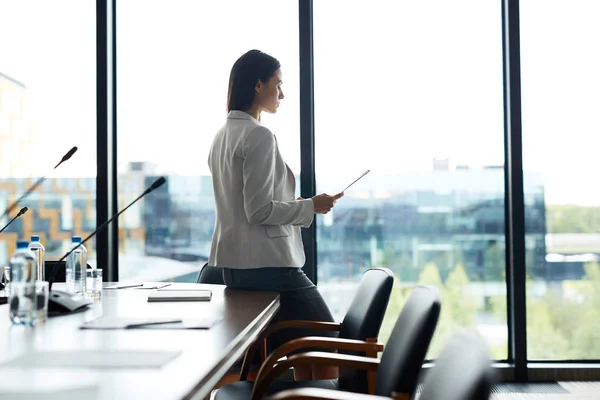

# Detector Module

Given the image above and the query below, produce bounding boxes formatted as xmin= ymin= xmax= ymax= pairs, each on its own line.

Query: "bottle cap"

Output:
xmin=72 ymin=236 xmax=82 ymax=244
xmin=16 ymin=240 xmax=29 ymax=249
xmin=31 ymin=235 xmax=40 ymax=242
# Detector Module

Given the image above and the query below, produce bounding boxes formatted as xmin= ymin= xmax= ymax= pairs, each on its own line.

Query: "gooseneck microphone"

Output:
xmin=0 ymin=206 xmax=29 ymax=292
xmin=1 ymin=146 xmax=78 ymax=220
xmin=47 ymin=176 xmax=167 ymax=315
xmin=54 ymin=146 xmax=78 ymax=169
xmin=0 ymin=206 xmax=29 ymax=234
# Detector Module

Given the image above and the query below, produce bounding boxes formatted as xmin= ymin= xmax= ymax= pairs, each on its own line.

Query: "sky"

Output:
xmin=0 ymin=0 xmax=599 ymax=205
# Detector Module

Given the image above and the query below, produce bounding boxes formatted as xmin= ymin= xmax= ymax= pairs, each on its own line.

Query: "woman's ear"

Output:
xmin=255 ymin=80 xmax=263 ymax=95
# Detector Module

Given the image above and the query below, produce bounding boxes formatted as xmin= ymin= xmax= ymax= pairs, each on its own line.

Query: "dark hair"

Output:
xmin=227 ymin=50 xmax=281 ymax=112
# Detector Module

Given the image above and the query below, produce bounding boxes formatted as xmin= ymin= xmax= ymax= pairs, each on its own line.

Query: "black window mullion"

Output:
xmin=299 ymin=0 xmax=317 ymax=283
xmin=96 ymin=0 xmax=118 ymax=282
xmin=502 ymin=0 xmax=528 ymax=381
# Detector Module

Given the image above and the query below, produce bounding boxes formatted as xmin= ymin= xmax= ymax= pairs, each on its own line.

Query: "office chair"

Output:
xmin=267 ymin=329 xmax=493 ymax=400
xmin=217 ymin=283 xmax=439 ymax=400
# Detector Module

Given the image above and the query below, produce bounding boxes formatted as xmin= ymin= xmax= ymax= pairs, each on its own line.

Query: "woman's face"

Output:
xmin=255 ymin=69 xmax=284 ymax=114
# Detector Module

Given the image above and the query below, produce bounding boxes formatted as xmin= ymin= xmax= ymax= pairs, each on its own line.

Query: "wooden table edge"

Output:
xmin=183 ymin=293 xmax=280 ymax=400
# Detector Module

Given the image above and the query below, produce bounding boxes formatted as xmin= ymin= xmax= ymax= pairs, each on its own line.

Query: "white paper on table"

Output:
xmin=0 ymin=350 xmax=181 ymax=369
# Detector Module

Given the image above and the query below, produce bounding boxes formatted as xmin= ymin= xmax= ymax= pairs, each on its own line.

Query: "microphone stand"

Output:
xmin=47 ymin=177 xmax=167 ymax=316
xmin=0 ymin=207 xmax=29 ymax=234
xmin=0 ymin=207 xmax=29 ymax=292
xmin=0 ymin=147 xmax=77 ymax=299
xmin=1 ymin=146 xmax=78 ymax=220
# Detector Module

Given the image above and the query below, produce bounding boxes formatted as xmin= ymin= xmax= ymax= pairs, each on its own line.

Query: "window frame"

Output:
xmin=97 ymin=0 xmax=600 ymax=376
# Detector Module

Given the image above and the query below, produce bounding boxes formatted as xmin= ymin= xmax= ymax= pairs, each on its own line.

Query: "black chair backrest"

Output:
xmin=45 ymin=260 xmax=93 ymax=283
xmin=339 ymin=267 xmax=394 ymax=341
xmin=375 ymin=285 xmax=441 ymax=398
xmin=419 ymin=331 xmax=494 ymax=400
xmin=196 ymin=263 xmax=225 ymax=285
xmin=338 ymin=267 xmax=394 ymax=393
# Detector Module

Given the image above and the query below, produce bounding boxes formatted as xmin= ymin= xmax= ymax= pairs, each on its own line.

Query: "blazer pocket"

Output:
xmin=265 ymin=225 xmax=291 ymax=238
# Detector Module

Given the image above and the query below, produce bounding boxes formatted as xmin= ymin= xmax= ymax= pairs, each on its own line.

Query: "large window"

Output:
xmin=314 ymin=0 xmax=508 ymax=358
xmin=116 ymin=0 xmax=300 ymax=282
xmin=0 ymin=1 xmax=96 ymax=266
xmin=521 ymin=0 xmax=600 ymax=360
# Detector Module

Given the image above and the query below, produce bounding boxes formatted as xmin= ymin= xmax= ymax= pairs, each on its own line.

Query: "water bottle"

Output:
xmin=66 ymin=236 xmax=87 ymax=294
xmin=9 ymin=240 xmax=37 ymax=325
xmin=28 ymin=235 xmax=45 ymax=281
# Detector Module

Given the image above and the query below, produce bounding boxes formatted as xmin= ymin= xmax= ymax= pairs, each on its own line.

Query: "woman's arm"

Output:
xmin=242 ymin=126 xmax=314 ymax=227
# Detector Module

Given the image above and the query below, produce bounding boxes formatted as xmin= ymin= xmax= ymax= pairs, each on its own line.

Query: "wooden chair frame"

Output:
xmin=239 ymin=320 xmax=383 ymax=395
xmin=250 ymin=351 xmax=407 ymax=400
xmin=267 ymin=388 xmax=410 ymax=400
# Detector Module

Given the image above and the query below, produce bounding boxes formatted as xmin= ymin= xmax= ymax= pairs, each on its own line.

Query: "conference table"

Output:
xmin=0 ymin=283 xmax=280 ymax=399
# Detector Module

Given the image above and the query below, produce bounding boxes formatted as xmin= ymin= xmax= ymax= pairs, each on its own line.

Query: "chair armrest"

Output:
xmin=252 ymin=351 xmax=380 ymax=400
xmin=267 ymin=387 xmax=394 ymax=400
xmin=255 ymin=337 xmax=383 ymax=385
xmin=273 ymin=337 xmax=383 ymax=360
xmin=239 ymin=321 xmax=342 ymax=380
xmin=265 ymin=320 xmax=342 ymax=337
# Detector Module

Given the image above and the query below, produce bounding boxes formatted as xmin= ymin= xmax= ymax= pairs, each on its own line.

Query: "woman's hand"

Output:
xmin=311 ymin=192 xmax=344 ymax=214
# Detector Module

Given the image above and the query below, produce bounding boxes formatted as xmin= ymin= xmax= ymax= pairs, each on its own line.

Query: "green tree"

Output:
xmin=381 ymin=245 xmax=414 ymax=281
xmin=489 ymin=267 xmax=600 ymax=359
xmin=417 ymin=262 xmax=480 ymax=357
xmin=570 ymin=262 xmax=600 ymax=358
xmin=490 ymin=276 xmax=571 ymax=359
xmin=397 ymin=251 xmax=415 ymax=281
xmin=418 ymin=262 xmax=443 ymax=286
xmin=483 ymin=242 xmax=504 ymax=281
xmin=527 ymin=298 xmax=571 ymax=358
xmin=488 ymin=292 xmax=509 ymax=359
xmin=378 ymin=277 xmax=407 ymax=347
xmin=445 ymin=263 xmax=477 ymax=327
xmin=546 ymin=204 xmax=600 ymax=234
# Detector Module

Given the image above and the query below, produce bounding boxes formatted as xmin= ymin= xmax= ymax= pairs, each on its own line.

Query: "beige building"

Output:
xmin=0 ymin=72 xmax=40 ymax=178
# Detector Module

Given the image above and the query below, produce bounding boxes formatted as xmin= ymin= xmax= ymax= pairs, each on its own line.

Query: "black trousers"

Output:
xmin=222 ymin=267 xmax=337 ymax=353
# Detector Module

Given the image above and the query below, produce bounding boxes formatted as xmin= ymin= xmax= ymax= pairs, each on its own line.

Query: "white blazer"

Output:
xmin=207 ymin=110 xmax=314 ymax=269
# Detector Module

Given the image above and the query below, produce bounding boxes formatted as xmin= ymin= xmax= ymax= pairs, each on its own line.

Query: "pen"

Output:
xmin=113 ymin=283 xmax=144 ymax=289
xmin=126 ymin=319 xmax=182 ymax=328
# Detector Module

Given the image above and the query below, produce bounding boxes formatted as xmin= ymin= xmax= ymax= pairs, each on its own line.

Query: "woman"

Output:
xmin=208 ymin=49 xmax=342 ymax=381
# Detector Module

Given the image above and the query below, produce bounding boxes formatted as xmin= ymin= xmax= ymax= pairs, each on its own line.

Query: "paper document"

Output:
xmin=147 ymin=290 xmax=212 ymax=302
xmin=105 ymin=282 xmax=171 ymax=290
xmin=0 ymin=386 xmax=99 ymax=400
xmin=135 ymin=283 xmax=172 ymax=290
xmin=80 ymin=317 xmax=183 ymax=329
xmin=0 ymin=370 xmax=99 ymax=400
xmin=341 ymin=169 xmax=371 ymax=193
xmin=80 ymin=315 xmax=221 ymax=329
xmin=136 ymin=316 xmax=223 ymax=329
xmin=157 ymin=283 xmax=211 ymax=291
xmin=0 ymin=350 xmax=181 ymax=369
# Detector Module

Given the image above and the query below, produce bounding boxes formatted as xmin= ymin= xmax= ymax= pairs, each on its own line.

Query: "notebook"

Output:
xmin=105 ymin=283 xmax=171 ymax=290
xmin=147 ymin=290 xmax=212 ymax=302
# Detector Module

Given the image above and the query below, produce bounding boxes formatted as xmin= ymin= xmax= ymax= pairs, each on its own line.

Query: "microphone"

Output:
xmin=0 ymin=206 xmax=28 ymax=292
xmin=0 ymin=207 xmax=28 ymax=292
xmin=1 ymin=146 xmax=78 ymax=220
xmin=0 ymin=207 xmax=28 ymax=234
xmin=47 ymin=176 xmax=167 ymax=315
xmin=55 ymin=146 xmax=78 ymax=169
xmin=145 ymin=176 xmax=166 ymax=194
